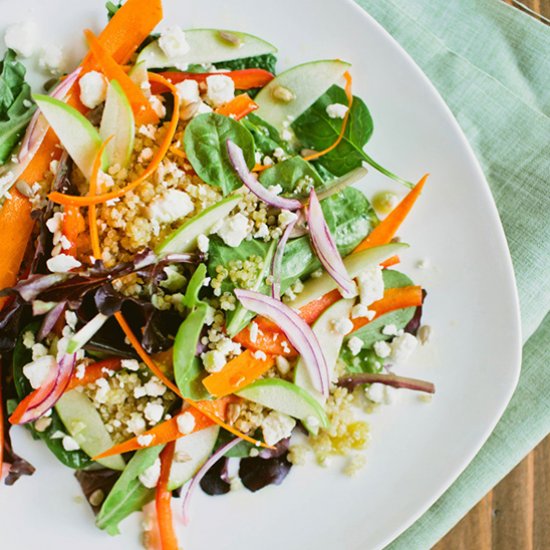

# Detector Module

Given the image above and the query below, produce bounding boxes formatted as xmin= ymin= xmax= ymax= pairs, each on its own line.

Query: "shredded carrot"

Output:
xmin=156 ymin=441 xmax=179 ymax=550
xmin=350 ymin=286 xmax=424 ymax=333
xmin=302 ymin=71 xmax=353 ymax=162
xmin=65 ymin=358 xmax=122 ymax=392
xmin=299 ymin=289 xmax=342 ymax=325
xmin=203 ymin=350 xmax=274 ymax=398
xmin=61 ymin=206 xmax=85 ymax=257
xmin=0 ymin=364 xmax=4 ymax=480
xmin=252 ymin=163 xmax=272 ymax=173
xmin=354 ymin=174 xmax=428 ymax=253
xmin=84 ymin=29 xmax=158 ymax=126
xmin=215 ymin=93 xmax=258 ymax=120
xmin=169 ymin=146 xmax=185 ymax=159
xmin=233 ymin=324 xmax=296 ymax=358
xmin=48 ymin=73 xmax=180 ymax=208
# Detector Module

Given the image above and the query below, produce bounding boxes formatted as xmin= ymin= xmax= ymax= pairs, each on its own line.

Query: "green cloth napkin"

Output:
xmin=353 ymin=0 xmax=550 ymax=547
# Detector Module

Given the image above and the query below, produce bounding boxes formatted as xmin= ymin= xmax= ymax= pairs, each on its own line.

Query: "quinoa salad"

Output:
xmin=0 ymin=0 xmax=435 ymax=547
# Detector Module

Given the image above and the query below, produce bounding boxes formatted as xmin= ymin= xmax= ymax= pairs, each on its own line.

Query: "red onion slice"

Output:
xmin=234 ymin=289 xmax=329 ymax=395
xmin=182 ymin=437 xmax=241 ymax=525
xmin=14 ymin=353 xmax=76 ymax=425
xmin=270 ymin=218 xmax=296 ymax=300
xmin=226 ymin=140 xmax=302 ymax=211
xmin=306 ymin=188 xmax=357 ymax=299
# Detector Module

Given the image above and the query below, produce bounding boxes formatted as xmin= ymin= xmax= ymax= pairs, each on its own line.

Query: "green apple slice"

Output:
xmin=288 ymin=243 xmax=408 ymax=309
xmin=100 ymin=80 xmax=135 ymax=169
xmin=156 ymin=194 xmax=242 ymax=255
xmin=254 ymin=59 xmax=351 ymax=134
xmin=129 ymin=61 xmax=151 ymax=98
xmin=137 ymin=28 xmax=277 ymax=69
xmin=295 ymin=298 xmax=354 ymax=434
xmin=167 ymin=425 xmax=220 ymax=491
xmin=33 ymin=94 xmax=103 ymax=180
xmin=236 ymin=378 xmax=329 ymax=428
xmin=55 ymin=389 xmax=125 ymax=471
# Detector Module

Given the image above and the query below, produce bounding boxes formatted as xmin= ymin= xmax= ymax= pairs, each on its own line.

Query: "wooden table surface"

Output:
xmin=435 ymin=1 xmax=550 ymax=549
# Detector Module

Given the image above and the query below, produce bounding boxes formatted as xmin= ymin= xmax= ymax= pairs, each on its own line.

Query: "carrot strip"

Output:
xmin=215 ymin=93 xmax=258 ymax=120
xmin=48 ymin=73 xmax=180 ymax=207
xmin=252 ymin=163 xmax=272 ymax=173
xmin=0 ymin=363 xmax=4 ymax=480
xmin=142 ymin=502 xmax=162 ymax=550
xmin=61 ymin=206 xmax=85 ymax=257
xmin=84 ymin=29 xmax=158 ymax=126
xmin=354 ymin=174 xmax=428 ymax=253
xmin=233 ymin=324 xmax=296 ymax=358
xmin=154 ymin=68 xmax=274 ymax=92
xmin=203 ymin=350 xmax=274 ymax=398
xmin=298 ymin=289 xmax=342 ymax=325
xmin=94 ymin=408 xmax=215 ymax=459
xmin=302 ymin=71 xmax=353 ymax=162
xmin=65 ymin=358 xmax=122 ymax=392
xmin=156 ymin=441 xmax=178 ymax=550
xmin=350 ymin=286 xmax=423 ymax=333
xmin=380 ymin=255 xmax=400 ymax=269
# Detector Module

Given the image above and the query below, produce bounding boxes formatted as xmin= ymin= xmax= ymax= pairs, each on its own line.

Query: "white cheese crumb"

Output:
xmin=357 ymin=266 xmax=384 ymax=307
xmin=62 ymin=435 xmax=80 ymax=451
xmin=22 ymin=331 xmax=35 ymax=349
xmin=158 ymin=26 xmax=190 ymax=59
xmin=121 ymin=359 xmax=140 ymax=371
xmin=139 ymin=458 xmax=162 ymax=488
xmin=253 ymin=350 xmax=267 ymax=361
xmin=390 ymin=333 xmax=418 ymax=364
xmin=149 ymin=95 xmax=166 ymax=118
xmin=94 ymin=378 xmax=111 ymax=404
xmin=197 ymin=234 xmax=210 ymax=253
xmin=205 ymin=74 xmax=235 ymax=107
xmin=127 ymin=413 xmax=146 ymax=435
xmin=138 ymin=147 xmax=154 ymax=163
xmin=331 ymin=318 xmax=353 ymax=335
xmin=326 ymin=103 xmax=349 ymax=119
xmin=22 ymin=356 xmax=56 ymax=389
xmin=75 ymin=363 xmax=87 ymax=380
xmin=144 ymin=379 xmax=166 ymax=397
xmin=351 ymin=304 xmax=375 ymax=320
xmin=39 ymin=44 xmax=65 ymax=74
xmin=382 ymin=324 xmax=399 ymax=336
xmin=65 ymin=310 xmax=77 ymax=330
xmin=216 ymin=212 xmax=251 ymax=247
xmin=373 ymin=340 xmax=391 ymax=359
xmin=137 ymin=434 xmax=155 ymax=447
xmin=79 ymin=71 xmax=107 ymax=109
xmin=31 ymin=343 xmax=48 ymax=360
xmin=46 ymin=254 xmax=81 ymax=273
xmin=249 ymin=322 xmax=259 ymax=344
xmin=261 ymin=411 xmax=296 ymax=446
xmin=144 ymin=402 xmax=164 ymax=424
xmin=194 ymin=100 xmax=213 ymax=116
xmin=175 ymin=79 xmax=200 ymax=105
xmin=177 ymin=412 xmax=196 ymax=435
xmin=4 ymin=22 xmax=37 ymax=58
xmin=278 ymin=209 xmax=298 ymax=228
xmin=147 ymin=189 xmax=194 ymax=224
xmin=254 ymin=223 xmax=269 ymax=239
xmin=347 ymin=336 xmax=363 ymax=357
xmin=202 ymin=350 xmax=226 ymax=373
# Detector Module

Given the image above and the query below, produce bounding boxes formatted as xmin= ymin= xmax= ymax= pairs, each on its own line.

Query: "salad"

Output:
xmin=0 ymin=0 xmax=435 ymax=547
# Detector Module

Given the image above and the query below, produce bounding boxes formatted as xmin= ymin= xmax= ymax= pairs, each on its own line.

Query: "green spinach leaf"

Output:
xmin=215 ymin=53 xmax=277 ymax=73
xmin=339 ymin=347 xmax=384 ymax=375
xmin=258 ymin=156 xmax=324 ymax=195
xmin=241 ymin=113 xmax=291 ymax=156
xmin=96 ymin=446 xmax=164 ymax=535
xmin=184 ymin=112 xmax=255 ymax=195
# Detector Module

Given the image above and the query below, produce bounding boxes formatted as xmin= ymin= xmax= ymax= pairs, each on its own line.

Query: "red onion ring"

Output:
xmin=270 ymin=218 xmax=296 ymax=300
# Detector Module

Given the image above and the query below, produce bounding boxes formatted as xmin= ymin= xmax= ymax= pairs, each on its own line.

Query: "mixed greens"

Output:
xmin=0 ymin=0 xmax=435 ymax=547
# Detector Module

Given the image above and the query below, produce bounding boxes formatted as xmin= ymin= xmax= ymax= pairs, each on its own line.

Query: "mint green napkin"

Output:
xmin=353 ymin=0 xmax=550 ymax=547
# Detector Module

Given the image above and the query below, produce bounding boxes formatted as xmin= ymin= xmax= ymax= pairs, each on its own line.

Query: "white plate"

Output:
xmin=0 ymin=0 xmax=522 ymax=549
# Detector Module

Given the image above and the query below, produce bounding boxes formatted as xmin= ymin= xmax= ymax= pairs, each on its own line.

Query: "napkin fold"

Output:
xmin=353 ymin=0 xmax=550 ymax=547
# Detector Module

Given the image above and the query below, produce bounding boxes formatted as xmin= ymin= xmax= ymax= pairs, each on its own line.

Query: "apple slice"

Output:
xmin=168 ymin=425 xmax=219 ymax=491
xmin=33 ymin=94 xmax=103 ymax=180
xmin=294 ymin=298 xmax=354 ymax=434
xmin=288 ymin=242 xmax=408 ymax=309
xmin=236 ymin=378 xmax=329 ymax=428
xmin=129 ymin=61 xmax=151 ymax=98
xmin=254 ymin=59 xmax=351 ymax=134
xmin=55 ymin=389 xmax=125 ymax=471
xmin=137 ymin=28 xmax=277 ymax=69
xmin=156 ymin=195 xmax=242 ymax=255
xmin=100 ymin=80 xmax=135 ymax=168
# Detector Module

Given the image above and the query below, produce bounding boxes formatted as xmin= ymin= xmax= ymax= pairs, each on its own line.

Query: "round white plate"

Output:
xmin=0 ymin=1 xmax=521 ymax=549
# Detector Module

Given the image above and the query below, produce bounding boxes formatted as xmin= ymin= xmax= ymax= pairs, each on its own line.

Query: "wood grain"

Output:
xmin=434 ymin=1 xmax=549 ymax=548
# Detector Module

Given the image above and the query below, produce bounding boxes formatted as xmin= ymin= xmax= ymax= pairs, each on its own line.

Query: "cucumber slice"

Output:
xmin=156 ymin=195 xmax=242 ymax=255
xmin=137 ymin=29 xmax=277 ymax=69
xmin=100 ymin=80 xmax=135 ymax=168
xmin=236 ymin=379 xmax=328 ymax=428
xmin=288 ymin=243 xmax=408 ymax=309
xmin=294 ymin=298 xmax=354 ymax=434
xmin=254 ymin=60 xmax=351 ymax=134
xmin=33 ymin=94 xmax=104 ymax=180
xmin=167 ymin=425 xmax=219 ymax=491
xmin=55 ymin=390 xmax=125 ymax=471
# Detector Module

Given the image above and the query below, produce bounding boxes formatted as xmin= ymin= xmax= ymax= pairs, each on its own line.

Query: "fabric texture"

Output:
xmin=352 ymin=0 xmax=550 ymax=547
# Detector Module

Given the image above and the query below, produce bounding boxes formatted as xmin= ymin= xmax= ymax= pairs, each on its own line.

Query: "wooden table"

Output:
xmin=435 ymin=1 xmax=549 ymax=548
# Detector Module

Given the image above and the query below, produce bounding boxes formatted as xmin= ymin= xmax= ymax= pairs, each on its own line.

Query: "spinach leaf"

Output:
xmin=174 ymin=265 xmax=210 ymax=400
xmin=292 ymin=85 xmax=412 ymax=186
xmin=215 ymin=53 xmax=277 ymax=73
xmin=216 ymin=429 xmax=254 ymax=458
xmin=183 ymin=112 xmax=255 ymax=195
xmin=96 ymin=446 xmax=163 ymax=535
xmin=258 ymin=156 xmax=324 ymax=196
xmin=105 ymin=1 xmax=122 ymax=19
xmin=0 ymin=50 xmax=36 ymax=165
xmin=12 ymin=323 xmax=92 ymax=469
xmin=339 ymin=347 xmax=384 ymax=375
xmin=242 ymin=113 xmax=291 ymax=156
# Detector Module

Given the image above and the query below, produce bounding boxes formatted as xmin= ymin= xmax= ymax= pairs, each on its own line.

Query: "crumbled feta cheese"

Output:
xmin=75 ymin=363 xmax=86 ymax=380
xmin=94 ymin=378 xmax=111 ymax=404
xmin=273 ymin=147 xmax=286 ymax=161
xmin=62 ymin=435 xmax=80 ymax=451
xmin=262 ymin=156 xmax=274 ymax=166
xmin=194 ymin=100 xmax=213 ymax=116
xmin=46 ymin=254 xmax=81 ymax=273
xmin=205 ymin=74 xmax=235 ymax=107
xmin=390 ymin=333 xmax=418 ymax=364
xmin=347 ymin=336 xmax=363 ymax=357
xmin=278 ymin=210 xmax=298 ymax=228
xmin=281 ymin=128 xmax=294 ymax=142
xmin=281 ymin=341 xmax=291 ymax=354
xmin=177 ymin=412 xmax=196 ymax=435
xmin=216 ymin=212 xmax=251 ymax=247
xmin=148 ymin=189 xmax=194 ymax=224
xmin=202 ymin=350 xmax=226 ymax=373
xmin=127 ymin=413 xmax=146 ymax=435
xmin=261 ymin=411 xmax=296 ymax=446
xmin=39 ymin=44 xmax=65 ymax=74
xmin=351 ymin=303 xmax=375 ymax=320
xmin=46 ymin=211 xmax=64 ymax=236
xmin=144 ymin=402 xmax=164 ymax=424
xmin=158 ymin=26 xmax=190 ymax=59
xmin=175 ymin=79 xmax=200 ymax=104
xmin=275 ymin=355 xmax=290 ymax=376
xmin=254 ymin=223 xmax=269 ymax=239
xmin=79 ymin=71 xmax=107 ymax=109
xmin=4 ymin=22 xmax=37 ymax=58
xmin=134 ymin=385 xmax=147 ymax=399
xmin=31 ymin=343 xmax=48 ymax=361
xmin=22 ymin=356 xmax=56 ymax=389
xmin=144 ymin=379 xmax=166 ymax=397
xmin=137 ymin=434 xmax=155 ymax=447
xmin=326 ymin=103 xmax=349 ymax=119
xmin=365 ymin=383 xmax=385 ymax=403
xmin=197 ymin=234 xmax=210 ymax=253
xmin=253 ymin=350 xmax=267 ymax=361
xmin=138 ymin=147 xmax=154 ymax=163
xmin=357 ymin=266 xmax=384 ymax=307
xmin=22 ymin=331 xmax=35 ymax=349
xmin=139 ymin=458 xmax=161 ymax=488
xmin=121 ymin=359 xmax=140 ymax=371
xmin=382 ymin=324 xmax=398 ymax=336
xmin=65 ymin=310 xmax=77 ymax=330
xmin=249 ymin=322 xmax=259 ymax=344
xmin=268 ymin=184 xmax=283 ymax=196
xmin=373 ymin=340 xmax=391 ymax=359
xmin=331 ymin=318 xmax=353 ymax=335
xmin=149 ymin=95 xmax=166 ymax=118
